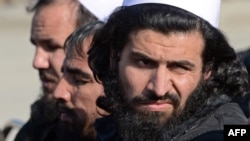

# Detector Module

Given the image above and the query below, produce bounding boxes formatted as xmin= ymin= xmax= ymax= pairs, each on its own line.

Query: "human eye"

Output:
xmin=136 ymin=59 xmax=156 ymax=68
xmin=44 ymin=44 xmax=62 ymax=52
xmin=129 ymin=52 xmax=157 ymax=68
xmin=72 ymin=75 xmax=89 ymax=85
xmin=41 ymin=41 xmax=62 ymax=52
xmin=168 ymin=63 xmax=189 ymax=74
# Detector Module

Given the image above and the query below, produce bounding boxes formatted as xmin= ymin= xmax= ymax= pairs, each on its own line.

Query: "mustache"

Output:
xmin=57 ymin=100 xmax=87 ymax=133
xmin=58 ymin=101 xmax=75 ymax=117
xmin=39 ymin=69 xmax=58 ymax=82
xmin=132 ymin=91 xmax=180 ymax=108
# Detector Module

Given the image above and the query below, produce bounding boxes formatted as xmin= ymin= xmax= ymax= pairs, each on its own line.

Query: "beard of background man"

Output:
xmin=55 ymin=107 xmax=96 ymax=141
xmin=36 ymin=91 xmax=94 ymax=140
xmin=39 ymin=68 xmax=61 ymax=99
xmin=103 ymin=71 xmax=211 ymax=141
xmin=31 ymin=90 xmax=59 ymax=125
xmin=40 ymin=76 xmax=96 ymax=140
xmin=31 ymin=69 xmax=60 ymax=125
xmin=57 ymin=101 xmax=98 ymax=140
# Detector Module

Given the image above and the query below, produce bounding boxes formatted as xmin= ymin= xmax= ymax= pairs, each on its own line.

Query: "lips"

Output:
xmin=60 ymin=111 xmax=72 ymax=122
xmin=41 ymin=80 xmax=57 ymax=94
xmin=40 ymin=73 xmax=57 ymax=83
xmin=39 ymin=71 xmax=58 ymax=92
xmin=58 ymin=106 xmax=73 ymax=123
xmin=136 ymin=100 xmax=174 ymax=112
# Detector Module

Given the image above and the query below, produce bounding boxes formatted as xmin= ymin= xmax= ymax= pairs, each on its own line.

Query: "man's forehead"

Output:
xmin=64 ymin=57 xmax=88 ymax=70
xmin=128 ymin=29 xmax=204 ymax=47
xmin=31 ymin=5 xmax=76 ymax=45
xmin=125 ymin=29 xmax=204 ymax=64
xmin=63 ymin=57 xmax=93 ymax=78
xmin=30 ymin=24 xmax=61 ymax=47
xmin=65 ymin=36 xmax=94 ymax=59
xmin=33 ymin=3 xmax=77 ymax=29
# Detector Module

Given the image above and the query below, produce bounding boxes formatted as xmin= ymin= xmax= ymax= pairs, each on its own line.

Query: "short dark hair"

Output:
xmin=64 ymin=21 xmax=104 ymax=60
xmin=88 ymin=3 xmax=248 ymax=109
xmin=26 ymin=0 xmax=97 ymax=27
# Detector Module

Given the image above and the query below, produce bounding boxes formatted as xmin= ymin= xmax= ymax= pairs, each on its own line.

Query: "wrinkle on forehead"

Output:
xmin=66 ymin=35 xmax=94 ymax=60
xmin=129 ymin=29 xmax=204 ymax=62
xmin=31 ymin=3 xmax=77 ymax=45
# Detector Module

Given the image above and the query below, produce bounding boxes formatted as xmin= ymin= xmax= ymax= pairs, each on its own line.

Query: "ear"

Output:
xmin=203 ymin=71 xmax=211 ymax=80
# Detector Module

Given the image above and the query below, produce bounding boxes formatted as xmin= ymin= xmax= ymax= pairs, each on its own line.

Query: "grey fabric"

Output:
xmin=175 ymin=103 xmax=247 ymax=141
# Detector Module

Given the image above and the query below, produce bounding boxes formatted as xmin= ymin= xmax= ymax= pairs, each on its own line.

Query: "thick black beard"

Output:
xmin=103 ymin=72 xmax=210 ymax=141
xmin=38 ymin=88 xmax=95 ymax=140
xmin=57 ymin=101 xmax=96 ymax=140
xmin=31 ymin=91 xmax=60 ymax=124
xmin=56 ymin=120 xmax=95 ymax=141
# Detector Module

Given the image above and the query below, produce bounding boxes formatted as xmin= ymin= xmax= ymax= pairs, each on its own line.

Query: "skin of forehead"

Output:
xmin=128 ymin=30 xmax=204 ymax=61
xmin=65 ymin=35 xmax=94 ymax=71
xmin=31 ymin=2 xmax=77 ymax=45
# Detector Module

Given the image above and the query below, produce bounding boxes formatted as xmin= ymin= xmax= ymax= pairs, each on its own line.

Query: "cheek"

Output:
xmin=75 ymin=84 xmax=104 ymax=108
xmin=119 ymin=66 xmax=150 ymax=100
xmin=174 ymin=75 xmax=201 ymax=107
xmin=51 ymin=49 xmax=65 ymax=76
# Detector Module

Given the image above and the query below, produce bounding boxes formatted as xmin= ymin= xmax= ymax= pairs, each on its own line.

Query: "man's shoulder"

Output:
xmin=214 ymin=102 xmax=248 ymax=125
xmin=14 ymin=119 xmax=57 ymax=141
xmin=175 ymin=103 xmax=247 ymax=141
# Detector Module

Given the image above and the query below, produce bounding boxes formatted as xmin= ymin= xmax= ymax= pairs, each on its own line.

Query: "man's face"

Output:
xmin=54 ymin=36 xmax=108 ymax=138
xmin=31 ymin=3 xmax=76 ymax=95
xmin=118 ymin=29 xmax=209 ymax=123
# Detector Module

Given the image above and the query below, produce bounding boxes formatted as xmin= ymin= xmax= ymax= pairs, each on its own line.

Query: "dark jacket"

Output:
xmin=14 ymin=98 xmax=93 ymax=141
xmin=14 ymin=98 xmax=59 ymax=141
xmin=95 ymin=116 xmax=116 ymax=141
xmin=173 ymin=103 xmax=247 ymax=141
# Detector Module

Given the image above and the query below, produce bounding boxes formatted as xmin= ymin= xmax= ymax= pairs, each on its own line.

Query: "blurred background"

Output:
xmin=0 ymin=0 xmax=250 ymax=139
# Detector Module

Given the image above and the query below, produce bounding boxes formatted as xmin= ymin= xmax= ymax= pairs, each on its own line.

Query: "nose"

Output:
xmin=53 ymin=76 xmax=71 ymax=102
xmin=147 ymin=66 xmax=171 ymax=97
xmin=32 ymin=47 xmax=49 ymax=70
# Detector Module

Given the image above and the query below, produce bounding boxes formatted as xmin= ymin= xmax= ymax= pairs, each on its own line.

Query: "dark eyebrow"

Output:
xmin=65 ymin=66 xmax=92 ymax=79
xmin=30 ymin=38 xmax=60 ymax=47
xmin=129 ymin=51 xmax=154 ymax=60
xmin=169 ymin=60 xmax=196 ymax=68
xmin=130 ymin=50 xmax=195 ymax=68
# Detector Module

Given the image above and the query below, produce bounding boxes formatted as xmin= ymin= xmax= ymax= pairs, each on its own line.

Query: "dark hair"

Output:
xmin=26 ymin=0 xmax=97 ymax=27
xmin=64 ymin=21 xmax=104 ymax=60
xmin=88 ymin=4 xmax=248 ymax=108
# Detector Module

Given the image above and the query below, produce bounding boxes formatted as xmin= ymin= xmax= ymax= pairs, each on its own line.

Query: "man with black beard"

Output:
xmin=14 ymin=0 xmax=122 ymax=141
xmin=88 ymin=0 xmax=249 ymax=141
xmin=53 ymin=21 xmax=110 ymax=141
xmin=14 ymin=0 xmax=97 ymax=140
